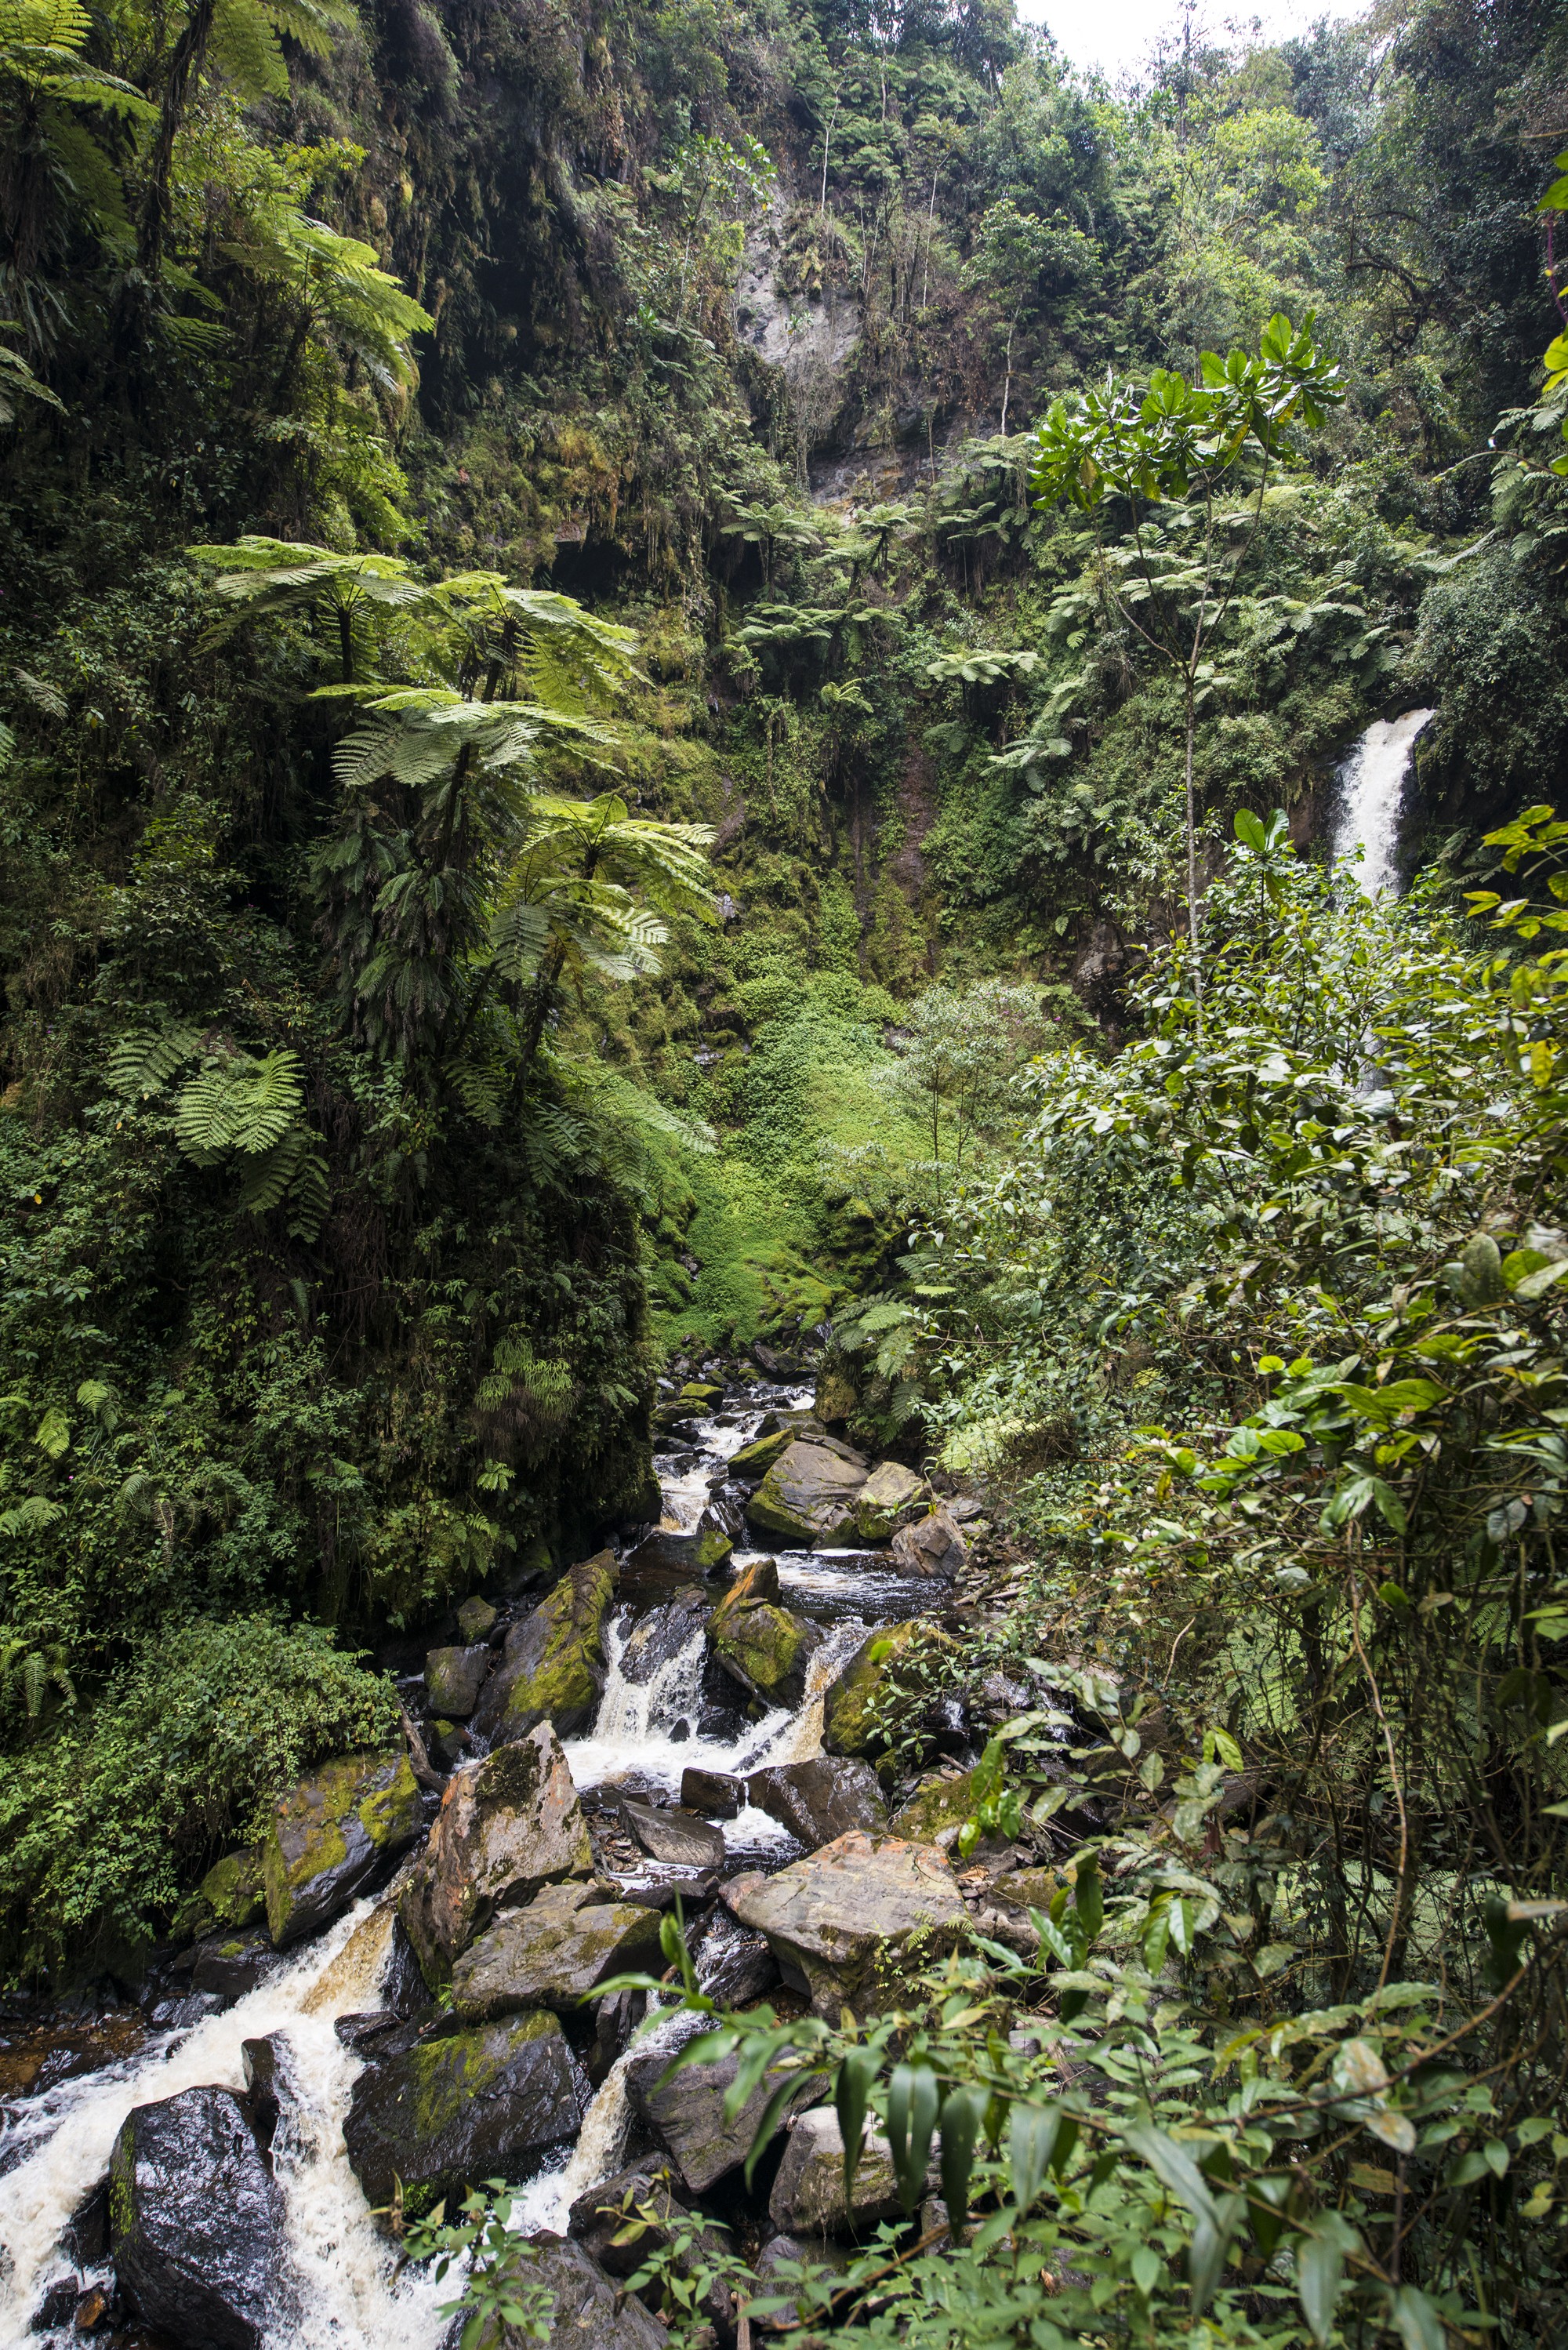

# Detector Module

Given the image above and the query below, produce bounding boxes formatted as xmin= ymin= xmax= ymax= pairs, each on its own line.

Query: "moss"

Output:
xmin=199 ymin=1847 xmax=267 ymax=1931
xmin=728 ymin=1429 xmax=793 ymax=1480
xmin=891 ymin=1766 xmax=985 ymax=1843
xmin=408 ymin=2013 xmax=561 ymax=2141
xmin=109 ymin=2124 xmax=136 ymax=2243
xmin=359 ymin=1756 xmax=420 ymax=1847
xmin=822 ymin=1620 xmax=924 ymax=1757
xmin=498 ymin=1556 xmax=615 ymax=1732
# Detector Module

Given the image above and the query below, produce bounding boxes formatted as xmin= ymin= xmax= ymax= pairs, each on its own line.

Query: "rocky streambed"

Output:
xmin=0 ymin=1376 xmax=1049 ymax=2350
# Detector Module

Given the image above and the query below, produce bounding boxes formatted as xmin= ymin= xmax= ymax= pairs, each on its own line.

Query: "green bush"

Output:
xmin=0 ymin=1616 xmax=396 ymax=1980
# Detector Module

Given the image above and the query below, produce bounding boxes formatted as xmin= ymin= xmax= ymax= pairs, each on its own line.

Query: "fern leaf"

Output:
xmin=107 ymin=1022 xmax=201 ymax=1099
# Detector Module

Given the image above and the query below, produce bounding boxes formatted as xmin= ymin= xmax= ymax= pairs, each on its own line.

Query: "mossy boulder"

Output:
xmin=471 ymin=1551 xmax=615 ymax=1746
xmin=399 ymin=1724 xmax=593 ymax=1988
xmin=814 ymin=1367 xmax=858 ymax=1426
xmin=727 ymin=1427 xmax=794 ymax=1484
xmin=853 ymin=1461 xmax=928 ymax=1542
xmin=175 ymin=1843 xmax=267 ymax=1941
xmin=424 ymin=1644 xmax=491 ymax=1719
xmin=724 ymin=1831 xmax=970 ymax=2018
xmin=449 ymin=1883 xmax=662 ymax=2020
xmin=707 ymin=1558 xmax=823 ymax=1710
xmin=456 ymin=1596 xmax=498 ymax=1644
xmin=678 ymin=1380 xmax=724 ymax=1405
xmin=822 ymin=1619 xmax=951 ymax=1759
xmin=343 ymin=2011 xmax=586 ymax=2216
xmin=746 ymin=1441 xmax=868 ymax=1546
xmin=262 ymin=1749 xmax=421 ymax=1949
xmin=891 ymin=1766 xmax=985 ymax=1843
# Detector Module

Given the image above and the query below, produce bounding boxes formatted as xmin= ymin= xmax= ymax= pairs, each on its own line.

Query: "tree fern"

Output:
xmin=107 ymin=1022 xmax=201 ymax=1099
xmin=173 ymin=1048 xmax=303 ymax=1163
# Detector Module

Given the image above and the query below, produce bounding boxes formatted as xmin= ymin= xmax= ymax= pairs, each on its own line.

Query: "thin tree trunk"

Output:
xmin=1185 ymin=681 xmax=1203 ymax=1023
xmin=1000 ymin=314 xmax=1016 ymax=435
xmin=140 ymin=0 xmax=217 ymax=278
xmin=819 ymin=93 xmax=838 ymax=216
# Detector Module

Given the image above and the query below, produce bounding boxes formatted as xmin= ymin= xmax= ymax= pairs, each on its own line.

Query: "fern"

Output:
xmin=174 ymin=1048 xmax=303 ymax=1163
xmin=107 ymin=1022 xmax=201 ymax=1099
xmin=0 ymin=1495 xmax=64 ymax=1536
xmin=234 ymin=1128 xmax=329 ymax=1240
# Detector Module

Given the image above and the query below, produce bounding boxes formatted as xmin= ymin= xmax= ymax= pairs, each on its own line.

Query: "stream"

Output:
xmin=0 ymin=1378 xmax=918 ymax=2349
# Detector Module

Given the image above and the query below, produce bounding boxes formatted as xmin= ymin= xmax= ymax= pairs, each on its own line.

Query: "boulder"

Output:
xmin=769 ymin=2105 xmax=911 ymax=2236
xmin=618 ymin=1796 xmax=727 ymax=1869
xmin=625 ymin=1514 xmax=733 ymax=1575
xmin=425 ymin=1644 xmax=491 ymax=1719
xmin=747 ymin=1442 xmax=868 ymax=1547
xmin=723 ymin=1832 xmax=970 ymax=2017
xmin=568 ymin=2163 xmax=737 ymax=2344
xmin=678 ymin=1380 xmax=724 ymax=1406
xmin=746 ymin=1759 xmax=887 ymax=1849
xmin=822 ymin=1620 xmax=946 ymax=1760
xmin=695 ymin=1911 xmax=779 ymax=2005
xmin=456 ymin=1596 xmax=498 ymax=1644
xmin=190 ymin=1930 xmax=289 ymax=2002
xmin=891 ymin=1767 xmax=984 ymax=1844
xmin=707 ymin=1559 xmax=823 ymax=1711
xmin=990 ymin=1865 xmax=1060 ymax=1914
xmin=752 ymin=2233 xmax=855 ymax=2329
xmin=853 ymin=1462 xmax=928 ymax=1543
xmin=725 ymin=1428 xmax=793 ymax=1484
xmin=626 ymin=2045 xmax=809 ymax=2196
xmin=449 ymin=1884 xmax=662 ymax=2020
xmin=399 ymin=1726 xmax=593 ymax=1988
xmin=890 ymin=1506 xmax=967 ymax=1578
xmin=262 ymin=1749 xmax=422 ymax=1948
xmin=681 ymin=1766 xmax=744 ymax=1818
xmin=240 ymin=2035 xmax=290 ymax=2153
xmin=197 ymin=1847 xmax=267 ymax=1934
xmin=109 ymin=2087 xmax=284 ymax=2350
xmin=428 ymin=1717 xmax=474 ymax=1771
xmin=617 ymin=1587 xmax=710 ymax=1683
xmin=814 ymin=1367 xmax=858 ymax=1426
xmin=506 ymin=2237 xmax=666 ymax=2350
xmin=472 ymin=1553 xmax=617 ymax=1747
xmin=343 ymin=2012 xmax=586 ymax=2214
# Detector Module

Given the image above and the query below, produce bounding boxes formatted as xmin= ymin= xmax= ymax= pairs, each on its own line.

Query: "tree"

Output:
xmin=963 ymin=196 xmax=1056 ymax=436
xmin=1029 ymin=311 xmax=1343 ymax=1014
xmin=885 ymin=979 xmax=1048 ymax=1206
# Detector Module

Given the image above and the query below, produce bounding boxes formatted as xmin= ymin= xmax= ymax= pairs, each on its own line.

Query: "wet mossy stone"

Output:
xmin=726 ymin=1426 xmax=793 ymax=1484
xmin=891 ymin=1765 xmax=985 ymax=1843
xmin=746 ymin=1757 xmax=887 ymax=1848
xmin=625 ymin=2043 xmax=813 ymax=2196
xmin=853 ymin=1461 xmax=928 ymax=1543
xmin=821 ymin=1619 xmax=957 ymax=1760
xmin=456 ymin=1596 xmax=498 ymax=1644
xmin=707 ymin=1557 xmax=823 ymax=1710
xmin=399 ymin=1724 xmax=593 ymax=1989
xmin=448 ymin=1882 xmax=662 ymax=2020
xmin=174 ymin=1843 xmax=267 ymax=1942
xmin=677 ymin=1380 xmax=724 ymax=1405
xmin=471 ymin=1552 xmax=615 ymax=1746
xmin=747 ymin=1441 xmax=867 ymax=1546
xmin=262 ymin=1750 xmax=421 ymax=1949
xmin=110 ymin=2085 xmax=285 ymax=2350
xmin=343 ymin=2010 xmax=587 ymax=2216
xmin=724 ymin=1830 xmax=970 ymax=2018
xmin=424 ymin=1644 xmax=490 ymax=1719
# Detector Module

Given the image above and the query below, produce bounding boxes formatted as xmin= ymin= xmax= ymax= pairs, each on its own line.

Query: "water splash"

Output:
xmin=1332 ymin=707 xmax=1436 ymax=895
xmin=507 ymin=2003 xmax=701 ymax=2237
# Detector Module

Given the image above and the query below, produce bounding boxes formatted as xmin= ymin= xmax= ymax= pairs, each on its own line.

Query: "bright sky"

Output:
xmin=1020 ymin=0 xmax=1369 ymax=81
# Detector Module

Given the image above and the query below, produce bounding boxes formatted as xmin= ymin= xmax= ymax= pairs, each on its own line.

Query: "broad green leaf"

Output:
xmin=835 ymin=2047 xmax=880 ymax=2210
xmin=1296 ymin=2232 xmax=1343 ymax=2344
xmin=1392 ymin=2286 xmax=1446 ymax=2350
xmin=938 ymin=2083 xmax=988 ymax=2232
xmin=886 ymin=2064 xmax=940 ymax=2214
xmin=1008 ymin=2102 xmax=1060 ymax=2214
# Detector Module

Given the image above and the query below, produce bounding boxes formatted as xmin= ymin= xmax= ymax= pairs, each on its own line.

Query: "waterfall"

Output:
xmin=0 ymin=1899 xmax=449 ymax=2350
xmin=1331 ymin=707 xmax=1436 ymax=895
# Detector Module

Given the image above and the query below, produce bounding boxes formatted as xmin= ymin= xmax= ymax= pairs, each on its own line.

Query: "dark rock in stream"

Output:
xmin=513 ymin=2237 xmax=667 ymax=2350
xmin=190 ymin=1930 xmax=288 ymax=2002
xmin=568 ymin=2161 xmax=740 ymax=2345
xmin=240 ymin=2035 xmax=291 ymax=2156
xmin=109 ymin=2085 xmax=285 ymax=2350
xmin=261 ymin=1747 xmax=423 ymax=1947
xmin=449 ymin=1882 xmax=662 ymax=2018
xmin=706 ymin=1559 xmax=823 ymax=1710
xmin=471 ymin=1554 xmax=617 ymax=1747
xmin=694 ymin=1911 xmax=779 ymax=2005
xmin=616 ymin=1797 xmax=727 ymax=1869
xmin=343 ymin=2011 xmax=588 ymax=2211
xmin=746 ymin=1757 xmax=887 ymax=1849
xmin=625 ymin=2046 xmax=811 ymax=2196
xmin=424 ymin=1643 xmax=491 ymax=1718
xmin=617 ymin=1586 xmax=710 ymax=1681
xmin=681 ymin=1765 xmax=744 ymax=1818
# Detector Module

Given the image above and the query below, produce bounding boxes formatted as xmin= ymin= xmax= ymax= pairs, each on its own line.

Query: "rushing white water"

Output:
xmin=0 ymin=1376 xmax=899 ymax=2345
xmin=0 ymin=1899 xmax=449 ymax=2350
xmin=1331 ymin=706 xmax=1436 ymax=895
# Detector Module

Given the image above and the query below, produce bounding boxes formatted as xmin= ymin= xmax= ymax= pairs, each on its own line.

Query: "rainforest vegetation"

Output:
xmin=2 ymin=0 xmax=1568 ymax=2337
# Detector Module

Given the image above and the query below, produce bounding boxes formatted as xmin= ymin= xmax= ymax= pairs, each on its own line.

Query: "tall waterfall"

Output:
xmin=1331 ymin=707 xmax=1436 ymax=895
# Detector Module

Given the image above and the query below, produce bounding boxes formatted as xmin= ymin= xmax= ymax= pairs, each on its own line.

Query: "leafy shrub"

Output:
xmin=0 ymin=1616 xmax=396 ymax=1978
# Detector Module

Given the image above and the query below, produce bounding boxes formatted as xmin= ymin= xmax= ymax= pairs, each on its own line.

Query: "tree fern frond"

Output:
xmin=107 ymin=1022 xmax=201 ymax=1099
xmin=173 ymin=1048 xmax=304 ymax=1163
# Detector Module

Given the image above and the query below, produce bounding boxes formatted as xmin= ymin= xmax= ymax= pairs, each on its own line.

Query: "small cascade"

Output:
xmin=1331 ymin=706 xmax=1436 ymax=895
xmin=0 ymin=1899 xmax=448 ymax=2350
xmin=508 ymin=2003 xmax=700 ymax=2237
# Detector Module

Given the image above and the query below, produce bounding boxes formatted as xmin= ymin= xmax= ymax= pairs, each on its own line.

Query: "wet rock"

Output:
xmin=183 ymin=1847 xmax=267 ymax=1941
xmin=625 ymin=1514 xmax=734 ymax=1575
xmin=30 ymin=2277 xmax=78 ymax=2331
xmin=707 ymin=1559 xmax=823 ymax=1710
xmin=399 ymin=1726 xmax=593 ymax=1989
xmin=332 ymin=2011 xmax=409 ymax=2054
xmin=568 ymin=2162 xmax=738 ymax=2344
xmin=752 ymin=2231 xmax=855 ymax=2326
xmin=769 ymin=2105 xmax=909 ymax=2236
xmin=747 ymin=1442 xmax=869 ymax=1546
xmin=681 ymin=1765 xmax=744 ymax=1818
xmin=679 ymin=1380 xmax=724 ymax=1406
xmin=626 ymin=2045 xmax=808 ymax=2196
xmin=456 ymin=1596 xmax=498 ymax=1644
xmin=822 ymin=1620 xmax=952 ymax=1760
xmin=814 ymin=1366 xmax=858 ymax=1426
xmin=428 ymin=1717 xmax=474 ymax=1771
xmin=472 ymin=1553 xmax=617 ymax=1746
xmin=746 ymin=1758 xmax=887 ymax=1848
xmin=618 ymin=1587 xmax=710 ymax=1682
xmin=64 ymin=2181 xmax=111 ymax=2269
xmin=890 ymin=1506 xmax=967 ymax=1578
xmin=726 ymin=1427 xmax=793 ymax=1484
xmin=240 ymin=2035 xmax=290 ymax=2155
xmin=616 ymin=1869 xmax=718 ymax=1910
xmin=261 ymin=1749 xmax=422 ymax=1949
xmin=590 ymin=1985 xmax=647 ymax=2082
xmin=343 ymin=2012 xmax=586 ymax=2214
xmin=508 ymin=2236 xmax=666 ymax=2350
xmin=190 ymin=1930 xmax=288 ymax=2003
xmin=109 ymin=2086 xmax=284 ymax=2350
xmin=853 ymin=1461 xmax=928 ymax=1543
xmin=424 ymin=1644 xmax=491 ymax=1720
xmin=723 ymin=1831 xmax=970 ymax=2018
xmin=449 ymin=1883 xmax=662 ymax=2020
xmin=990 ymin=1865 xmax=1060 ymax=1914
xmin=695 ymin=1912 xmax=779 ymax=2005
xmin=891 ymin=1767 xmax=985 ymax=1844
xmin=617 ymin=1797 xmax=727 ymax=1869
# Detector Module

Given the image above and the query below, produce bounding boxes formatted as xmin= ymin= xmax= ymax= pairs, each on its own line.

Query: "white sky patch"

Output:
xmin=1018 ymin=0 xmax=1370 ymax=83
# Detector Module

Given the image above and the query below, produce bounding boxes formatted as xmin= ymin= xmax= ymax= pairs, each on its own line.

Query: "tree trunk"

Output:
xmin=139 ymin=0 xmax=218 ymax=279
xmin=1185 ymin=681 xmax=1203 ymax=1022
xmin=1000 ymin=314 xmax=1016 ymax=436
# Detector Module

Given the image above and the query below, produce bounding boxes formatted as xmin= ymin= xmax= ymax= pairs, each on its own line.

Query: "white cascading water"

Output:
xmin=0 ymin=1380 xmax=888 ymax=2348
xmin=1331 ymin=706 xmax=1436 ymax=894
